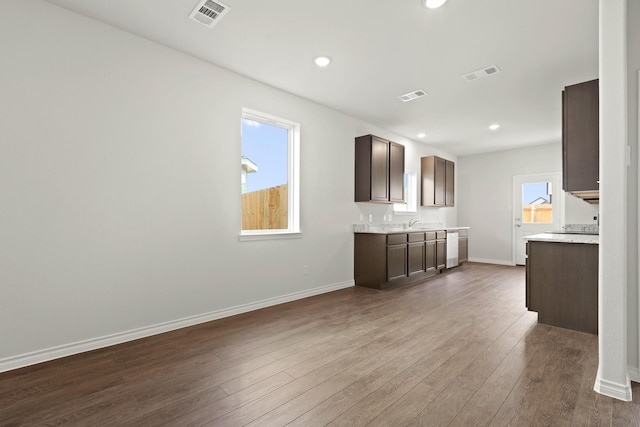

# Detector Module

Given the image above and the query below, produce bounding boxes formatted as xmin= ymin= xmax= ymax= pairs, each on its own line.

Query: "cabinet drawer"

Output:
xmin=387 ymin=233 xmax=407 ymax=245
xmin=425 ymin=231 xmax=437 ymax=241
xmin=436 ymin=231 xmax=446 ymax=240
xmin=408 ymin=232 xmax=425 ymax=242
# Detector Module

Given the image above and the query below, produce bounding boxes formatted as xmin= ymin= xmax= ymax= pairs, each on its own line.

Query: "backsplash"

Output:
xmin=355 ymin=202 xmax=454 ymax=227
xmin=564 ymin=223 xmax=599 ymax=234
xmin=353 ymin=222 xmax=444 ymax=232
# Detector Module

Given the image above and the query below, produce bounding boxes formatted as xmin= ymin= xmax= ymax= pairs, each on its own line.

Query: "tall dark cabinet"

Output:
xmin=562 ymin=79 xmax=599 ymax=203
xmin=421 ymin=156 xmax=454 ymax=207
xmin=355 ymin=135 xmax=405 ymax=203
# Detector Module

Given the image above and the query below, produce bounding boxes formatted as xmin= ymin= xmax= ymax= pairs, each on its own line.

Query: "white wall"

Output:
xmin=595 ymin=0 xmax=631 ymax=401
xmin=0 ymin=1 xmax=458 ymax=368
xmin=626 ymin=0 xmax=640 ymax=385
xmin=457 ymin=142 xmax=598 ymax=265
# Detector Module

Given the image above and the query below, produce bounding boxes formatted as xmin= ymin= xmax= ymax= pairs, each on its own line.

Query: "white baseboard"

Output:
xmin=468 ymin=257 xmax=515 ymax=266
xmin=0 ymin=280 xmax=355 ymax=373
xmin=594 ymin=376 xmax=633 ymax=401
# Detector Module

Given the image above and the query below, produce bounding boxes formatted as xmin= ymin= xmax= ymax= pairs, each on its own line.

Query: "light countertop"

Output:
xmin=525 ymin=233 xmax=599 ymax=245
xmin=353 ymin=224 xmax=469 ymax=234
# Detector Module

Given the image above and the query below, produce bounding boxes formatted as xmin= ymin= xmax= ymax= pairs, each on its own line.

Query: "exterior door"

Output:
xmin=513 ymin=173 xmax=563 ymax=265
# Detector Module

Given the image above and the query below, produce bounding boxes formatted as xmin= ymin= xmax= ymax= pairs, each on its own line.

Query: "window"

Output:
xmin=394 ymin=170 xmax=418 ymax=213
xmin=522 ymin=181 xmax=553 ymax=223
xmin=240 ymin=108 xmax=300 ymax=239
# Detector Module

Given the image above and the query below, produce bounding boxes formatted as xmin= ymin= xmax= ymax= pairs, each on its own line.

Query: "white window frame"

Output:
xmin=394 ymin=169 xmax=418 ymax=214
xmin=239 ymin=108 xmax=301 ymax=241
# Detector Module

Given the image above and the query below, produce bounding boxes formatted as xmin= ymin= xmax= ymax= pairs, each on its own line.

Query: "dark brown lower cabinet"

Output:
xmin=387 ymin=244 xmax=408 ymax=283
xmin=425 ymin=240 xmax=437 ymax=274
xmin=436 ymin=238 xmax=446 ymax=271
xmin=408 ymin=242 xmax=426 ymax=276
xmin=526 ymin=240 xmax=598 ymax=335
xmin=354 ymin=232 xmax=445 ymax=290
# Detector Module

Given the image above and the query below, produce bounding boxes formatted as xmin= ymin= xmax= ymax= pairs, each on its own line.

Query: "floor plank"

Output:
xmin=0 ymin=263 xmax=637 ymax=426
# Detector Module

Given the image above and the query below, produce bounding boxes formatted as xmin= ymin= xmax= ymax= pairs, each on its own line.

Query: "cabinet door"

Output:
xmin=445 ymin=160 xmax=455 ymax=206
xmin=354 ymin=234 xmax=387 ymax=289
xmin=387 ymin=244 xmax=407 ymax=282
xmin=425 ymin=240 xmax=437 ymax=273
xmin=434 ymin=157 xmax=446 ymax=206
xmin=421 ymin=157 xmax=435 ymax=206
xmin=408 ymin=242 xmax=426 ymax=276
xmin=436 ymin=239 xmax=446 ymax=270
xmin=421 ymin=156 xmax=454 ymax=207
xmin=389 ymin=142 xmax=405 ymax=203
xmin=562 ymin=79 xmax=599 ymax=192
xmin=370 ymin=137 xmax=390 ymax=202
xmin=458 ymin=236 xmax=468 ymax=263
xmin=525 ymin=242 xmax=530 ymax=309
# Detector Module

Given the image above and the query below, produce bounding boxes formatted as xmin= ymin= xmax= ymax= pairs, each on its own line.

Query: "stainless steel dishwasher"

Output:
xmin=446 ymin=230 xmax=459 ymax=268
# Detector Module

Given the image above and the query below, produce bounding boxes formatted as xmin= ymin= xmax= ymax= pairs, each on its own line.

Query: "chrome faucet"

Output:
xmin=408 ymin=219 xmax=419 ymax=228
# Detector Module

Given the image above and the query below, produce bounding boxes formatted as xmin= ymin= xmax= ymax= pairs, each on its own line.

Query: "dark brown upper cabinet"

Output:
xmin=421 ymin=156 xmax=454 ymax=207
xmin=355 ymin=135 xmax=405 ymax=203
xmin=562 ymin=79 xmax=599 ymax=203
xmin=445 ymin=159 xmax=455 ymax=206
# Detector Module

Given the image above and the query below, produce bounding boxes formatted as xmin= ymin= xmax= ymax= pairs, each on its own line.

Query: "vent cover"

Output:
xmin=463 ymin=65 xmax=501 ymax=82
xmin=399 ymin=89 xmax=427 ymax=102
xmin=190 ymin=0 xmax=230 ymax=28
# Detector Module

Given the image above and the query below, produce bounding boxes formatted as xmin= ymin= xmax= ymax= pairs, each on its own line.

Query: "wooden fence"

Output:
xmin=242 ymin=184 xmax=288 ymax=230
xmin=523 ymin=204 xmax=552 ymax=223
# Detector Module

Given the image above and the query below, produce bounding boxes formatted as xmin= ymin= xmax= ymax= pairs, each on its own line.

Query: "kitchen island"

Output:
xmin=525 ymin=232 xmax=598 ymax=334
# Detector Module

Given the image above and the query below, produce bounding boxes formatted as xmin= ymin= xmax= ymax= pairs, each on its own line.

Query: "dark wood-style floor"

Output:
xmin=2 ymin=263 xmax=640 ymax=426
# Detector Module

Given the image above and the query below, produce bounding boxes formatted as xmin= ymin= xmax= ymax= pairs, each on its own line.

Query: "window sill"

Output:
xmin=239 ymin=231 xmax=302 ymax=242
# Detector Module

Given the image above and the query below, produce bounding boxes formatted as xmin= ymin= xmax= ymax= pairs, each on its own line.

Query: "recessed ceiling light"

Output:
xmin=424 ymin=0 xmax=448 ymax=8
xmin=314 ymin=56 xmax=331 ymax=67
xmin=489 ymin=124 xmax=500 ymax=131
xmin=417 ymin=133 xmax=426 ymax=138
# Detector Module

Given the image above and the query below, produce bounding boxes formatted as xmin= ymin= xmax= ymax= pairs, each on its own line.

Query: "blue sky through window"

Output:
xmin=242 ymin=118 xmax=288 ymax=193
xmin=523 ymin=182 xmax=551 ymax=205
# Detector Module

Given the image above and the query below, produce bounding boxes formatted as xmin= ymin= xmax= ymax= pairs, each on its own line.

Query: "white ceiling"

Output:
xmin=47 ymin=0 xmax=599 ymax=156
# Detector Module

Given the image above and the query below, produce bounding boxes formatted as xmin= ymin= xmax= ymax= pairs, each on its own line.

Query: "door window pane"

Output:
xmin=522 ymin=182 xmax=553 ymax=223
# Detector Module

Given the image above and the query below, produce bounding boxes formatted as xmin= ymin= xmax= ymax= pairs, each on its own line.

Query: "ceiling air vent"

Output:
xmin=463 ymin=65 xmax=501 ymax=82
xmin=399 ymin=89 xmax=427 ymax=103
xmin=190 ymin=0 xmax=230 ymax=28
